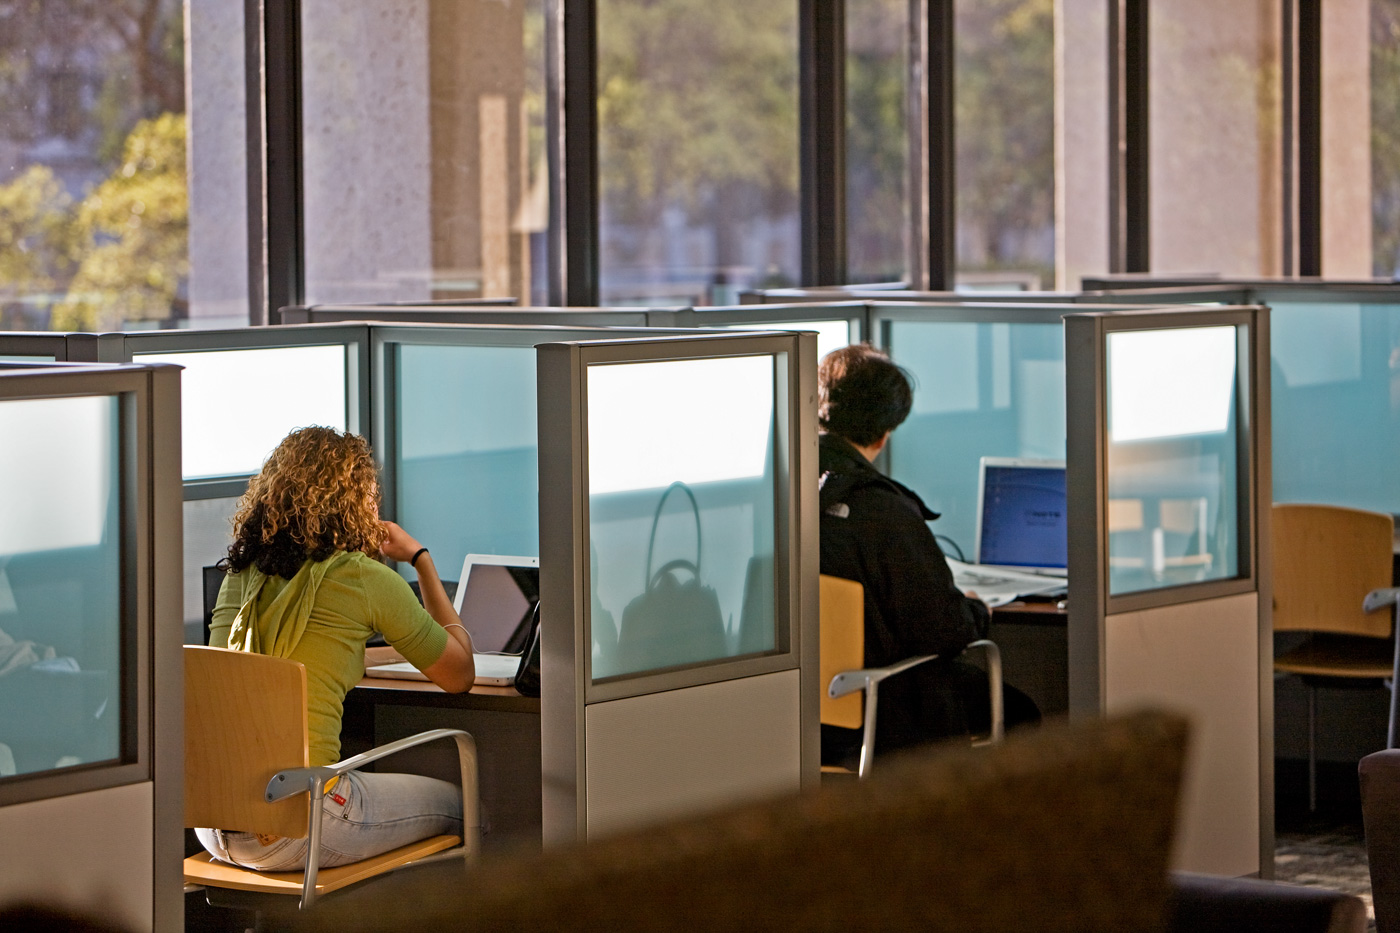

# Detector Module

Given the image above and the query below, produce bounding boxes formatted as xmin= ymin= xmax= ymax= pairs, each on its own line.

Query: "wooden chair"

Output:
xmin=183 ymin=645 xmax=480 ymax=909
xmin=819 ymin=574 xmax=1004 ymax=779
xmin=1272 ymin=504 xmax=1400 ymax=810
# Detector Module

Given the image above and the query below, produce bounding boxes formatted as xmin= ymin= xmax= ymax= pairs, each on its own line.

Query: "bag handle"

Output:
xmin=644 ymin=482 xmax=702 ymax=589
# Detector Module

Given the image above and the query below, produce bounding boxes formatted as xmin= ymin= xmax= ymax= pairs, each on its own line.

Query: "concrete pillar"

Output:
xmin=300 ymin=0 xmax=434 ymax=303
xmin=1321 ymin=0 xmax=1372 ymax=277
xmin=1055 ymin=0 xmax=1111 ymax=290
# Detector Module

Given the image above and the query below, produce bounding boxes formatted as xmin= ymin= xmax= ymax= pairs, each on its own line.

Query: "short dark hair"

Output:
xmin=818 ymin=344 xmax=914 ymax=447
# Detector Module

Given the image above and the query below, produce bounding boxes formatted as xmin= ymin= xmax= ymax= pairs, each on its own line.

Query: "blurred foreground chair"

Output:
xmin=819 ymin=573 xmax=1003 ymax=778
xmin=1361 ymin=749 xmax=1400 ymax=933
xmin=1273 ymin=503 xmax=1398 ymax=809
xmin=182 ymin=646 xmax=480 ymax=912
xmin=298 ymin=710 xmax=1186 ymax=933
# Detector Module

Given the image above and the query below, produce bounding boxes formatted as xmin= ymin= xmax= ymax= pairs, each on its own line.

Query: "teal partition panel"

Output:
xmin=1103 ymin=325 xmax=1243 ymax=595
xmin=0 ymin=394 xmax=122 ymax=778
xmin=882 ymin=315 xmax=1066 ymax=559
xmin=586 ymin=355 xmax=779 ymax=679
xmin=392 ymin=343 xmax=541 ymax=582
xmin=1269 ymin=298 xmax=1400 ymax=514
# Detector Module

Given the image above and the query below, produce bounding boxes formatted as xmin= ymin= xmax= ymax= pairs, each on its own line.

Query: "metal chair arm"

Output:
xmin=828 ymin=654 xmax=939 ymax=699
xmin=265 ymin=727 xmax=479 ymax=908
xmin=1365 ymin=588 xmax=1400 ymax=614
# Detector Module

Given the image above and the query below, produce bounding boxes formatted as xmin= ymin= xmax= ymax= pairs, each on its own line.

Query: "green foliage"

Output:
xmin=955 ymin=0 xmax=1054 ymax=276
xmin=596 ymin=0 xmax=799 ymax=226
xmin=0 ymin=166 xmax=77 ymax=311
xmin=50 ymin=113 xmax=188 ymax=331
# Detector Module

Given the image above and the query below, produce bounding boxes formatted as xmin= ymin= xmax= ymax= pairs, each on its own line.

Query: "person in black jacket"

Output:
xmin=818 ymin=344 xmax=1036 ymax=765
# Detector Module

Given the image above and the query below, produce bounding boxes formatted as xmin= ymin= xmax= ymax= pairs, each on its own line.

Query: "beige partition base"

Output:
xmin=1104 ymin=592 xmax=1260 ymax=877
xmin=0 ymin=781 xmax=154 ymax=931
xmin=584 ymin=670 xmax=802 ymax=839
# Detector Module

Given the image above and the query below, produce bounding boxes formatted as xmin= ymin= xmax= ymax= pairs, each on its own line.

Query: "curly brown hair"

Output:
xmin=222 ymin=426 xmax=386 ymax=578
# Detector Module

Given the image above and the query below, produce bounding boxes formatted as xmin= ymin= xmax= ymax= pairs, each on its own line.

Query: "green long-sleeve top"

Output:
xmin=210 ymin=551 xmax=448 ymax=767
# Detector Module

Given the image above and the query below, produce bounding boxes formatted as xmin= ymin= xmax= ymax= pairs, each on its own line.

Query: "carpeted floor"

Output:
xmin=1275 ymin=827 xmax=1374 ymax=930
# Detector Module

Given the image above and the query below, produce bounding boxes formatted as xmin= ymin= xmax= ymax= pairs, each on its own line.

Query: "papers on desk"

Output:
xmin=947 ymin=558 xmax=1067 ymax=608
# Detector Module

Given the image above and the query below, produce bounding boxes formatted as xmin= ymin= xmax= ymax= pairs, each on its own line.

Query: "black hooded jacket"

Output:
xmin=819 ymin=433 xmax=990 ymax=750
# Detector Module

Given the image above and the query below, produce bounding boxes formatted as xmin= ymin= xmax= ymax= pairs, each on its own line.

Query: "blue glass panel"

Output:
xmin=884 ymin=319 xmax=1065 ymax=561
xmin=1270 ymin=300 xmax=1400 ymax=514
xmin=0 ymin=395 xmax=122 ymax=778
xmin=394 ymin=344 xmax=540 ymax=584
xmin=587 ymin=356 xmax=779 ymax=680
xmin=1105 ymin=326 xmax=1242 ymax=596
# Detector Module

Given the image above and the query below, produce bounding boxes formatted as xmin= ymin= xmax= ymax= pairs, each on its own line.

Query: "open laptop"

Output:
xmin=366 ymin=554 xmax=540 ymax=686
xmin=948 ymin=458 xmax=1068 ymax=607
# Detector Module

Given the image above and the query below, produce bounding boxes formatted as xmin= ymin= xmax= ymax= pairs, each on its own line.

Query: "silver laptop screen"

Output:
xmin=457 ymin=562 xmax=539 ymax=653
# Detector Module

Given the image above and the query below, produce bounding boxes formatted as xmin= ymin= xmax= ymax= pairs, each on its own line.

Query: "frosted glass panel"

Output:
xmin=1271 ymin=300 xmax=1400 ymax=514
xmin=1105 ymin=326 xmax=1242 ymax=596
xmin=885 ymin=319 xmax=1065 ymax=561
xmin=394 ymin=344 xmax=539 ymax=583
xmin=0 ymin=396 xmax=122 ymax=778
xmin=588 ymin=356 xmax=779 ymax=680
xmin=138 ymin=345 xmax=347 ymax=479
xmin=717 ymin=321 xmax=852 ymax=362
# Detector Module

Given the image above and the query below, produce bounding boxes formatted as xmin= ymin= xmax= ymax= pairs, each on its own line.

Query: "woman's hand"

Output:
xmin=378 ymin=521 xmax=424 ymax=564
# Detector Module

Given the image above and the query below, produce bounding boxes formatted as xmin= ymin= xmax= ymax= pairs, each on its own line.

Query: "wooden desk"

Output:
xmin=344 ymin=647 xmax=543 ymax=851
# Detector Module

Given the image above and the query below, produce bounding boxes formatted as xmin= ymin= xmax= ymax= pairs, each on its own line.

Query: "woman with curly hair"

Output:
xmin=196 ymin=426 xmax=475 ymax=871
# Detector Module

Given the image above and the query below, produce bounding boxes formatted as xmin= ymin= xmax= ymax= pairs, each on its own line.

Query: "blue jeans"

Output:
xmin=196 ymin=770 xmax=463 ymax=871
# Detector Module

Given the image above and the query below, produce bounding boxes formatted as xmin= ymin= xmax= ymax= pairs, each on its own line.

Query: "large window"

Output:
xmin=0 ymin=2 xmax=196 ymax=331
xmin=1148 ymin=0 xmax=1283 ymax=276
xmin=596 ymin=0 xmax=800 ymax=305
xmin=846 ymin=0 xmax=909 ymax=285
xmin=300 ymin=0 xmax=549 ymax=305
xmin=955 ymin=0 xmax=1055 ymax=291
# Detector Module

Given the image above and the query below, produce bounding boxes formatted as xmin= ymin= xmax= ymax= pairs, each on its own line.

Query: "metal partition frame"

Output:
xmin=276 ymin=305 xmax=686 ymax=328
xmin=0 ymin=333 xmax=74 ymax=361
xmin=537 ymin=331 xmax=819 ymax=842
xmin=1064 ymin=305 xmax=1272 ymax=876
xmin=0 ymin=361 xmax=183 ymax=927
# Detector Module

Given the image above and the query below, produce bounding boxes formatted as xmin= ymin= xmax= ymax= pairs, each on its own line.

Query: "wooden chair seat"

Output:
xmin=1274 ymin=634 xmax=1395 ymax=680
xmin=183 ymin=834 xmax=462 ymax=897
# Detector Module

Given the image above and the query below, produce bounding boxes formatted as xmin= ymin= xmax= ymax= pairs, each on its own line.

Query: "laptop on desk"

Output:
xmin=949 ymin=458 xmax=1068 ymax=607
xmin=366 ymin=554 xmax=540 ymax=686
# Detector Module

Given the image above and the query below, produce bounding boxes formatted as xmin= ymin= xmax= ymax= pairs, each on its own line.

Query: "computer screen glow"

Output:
xmin=0 ymin=395 xmax=115 ymax=556
xmin=1108 ymin=326 xmax=1237 ymax=442
xmin=138 ymin=345 xmax=347 ymax=479
xmin=587 ymin=355 xmax=775 ymax=494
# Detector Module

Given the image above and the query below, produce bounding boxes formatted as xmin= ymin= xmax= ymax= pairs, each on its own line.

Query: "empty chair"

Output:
xmin=1272 ymin=503 xmax=1397 ymax=810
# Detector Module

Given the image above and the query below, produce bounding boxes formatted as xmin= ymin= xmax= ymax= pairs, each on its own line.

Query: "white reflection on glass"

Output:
xmin=587 ymin=356 xmax=775 ymax=495
xmin=1109 ymin=326 xmax=1236 ymax=442
xmin=0 ymin=396 xmax=113 ymax=556
xmin=719 ymin=321 xmax=851 ymax=363
xmin=138 ymin=345 xmax=347 ymax=479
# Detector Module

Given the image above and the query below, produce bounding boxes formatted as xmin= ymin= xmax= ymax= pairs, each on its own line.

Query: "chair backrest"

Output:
xmin=184 ymin=645 xmax=312 ymax=837
xmin=1272 ymin=503 xmax=1395 ymax=637
xmin=819 ymin=574 xmax=864 ymax=729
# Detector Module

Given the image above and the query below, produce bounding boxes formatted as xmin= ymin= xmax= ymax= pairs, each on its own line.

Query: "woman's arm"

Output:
xmin=380 ymin=521 xmax=476 ymax=692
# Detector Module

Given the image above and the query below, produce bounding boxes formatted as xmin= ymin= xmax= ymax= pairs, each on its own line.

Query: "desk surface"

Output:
xmin=356 ymin=646 xmax=539 ymax=712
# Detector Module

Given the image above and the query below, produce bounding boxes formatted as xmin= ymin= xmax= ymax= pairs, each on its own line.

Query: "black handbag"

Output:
xmin=615 ymin=482 xmax=728 ymax=673
xmin=513 ymin=602 xmax=542 ymax=697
